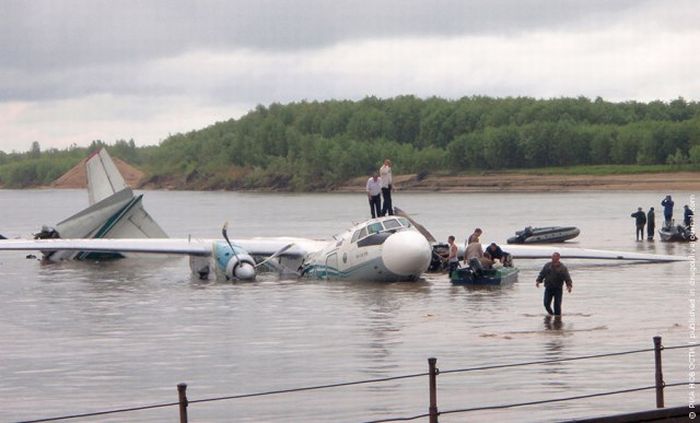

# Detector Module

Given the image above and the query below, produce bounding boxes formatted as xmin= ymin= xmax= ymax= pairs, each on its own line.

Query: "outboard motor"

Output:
xmin=468 ymin=257 xmax=484 ymax=277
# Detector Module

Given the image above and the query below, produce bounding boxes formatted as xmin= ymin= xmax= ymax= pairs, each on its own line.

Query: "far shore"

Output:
xmin=12 ymin=170 xmax=700 ymax=193
xmin=336 ymin=171 xmax=700 ymax=193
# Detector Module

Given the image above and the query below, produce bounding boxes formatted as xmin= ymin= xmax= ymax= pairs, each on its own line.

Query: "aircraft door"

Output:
xmin=325 ymin=252 xmax=339 ymax=280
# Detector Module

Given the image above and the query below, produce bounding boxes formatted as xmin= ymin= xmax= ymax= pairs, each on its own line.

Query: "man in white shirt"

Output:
xmin=379 ymin=159 xmax=393 ymax=216
xmin=366 ymin=172 xmax=382 ymax=218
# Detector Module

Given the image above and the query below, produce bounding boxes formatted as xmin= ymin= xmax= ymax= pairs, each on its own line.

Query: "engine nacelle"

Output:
xmin=214 ymin=241 xmax=257 ymax=281
xmin=224 ymin=254 xmax=257 ymax=280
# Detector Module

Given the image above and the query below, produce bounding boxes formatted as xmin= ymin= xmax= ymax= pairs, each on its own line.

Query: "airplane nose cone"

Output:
xmin=235 ymin=262 xmax=256 ymax=280
xmin=382 ymin=231 xmax=432 ymax=277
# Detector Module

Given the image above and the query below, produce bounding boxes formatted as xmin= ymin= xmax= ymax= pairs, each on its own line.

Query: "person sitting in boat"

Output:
xmin=684 ymin=205 xmax=694 ymax=228
xmin=464 ymin=241 xmax=493 ymax=270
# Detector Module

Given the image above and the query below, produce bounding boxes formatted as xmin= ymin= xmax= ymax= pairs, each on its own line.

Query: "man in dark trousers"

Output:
xmin=536 ymin=252 xmax=573 ymax=316
xmin=365 ymin=172 xmax=382 ymax=218
xmin=685 ymin=205 xmax=695 ymax=228
xmin=646 ymin=207 xmax=656 ymax=241
xmin=662 ymin=195 xmax=674 ymax=226
xmin=379 ymin=159 xmax=393 ymax=216
xmin=630 ymin=207 xmax=647 ymax=241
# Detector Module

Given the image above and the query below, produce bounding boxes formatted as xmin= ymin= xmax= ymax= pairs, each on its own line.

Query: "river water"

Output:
xmin=0 ymin=189 xmax=696 ymax=422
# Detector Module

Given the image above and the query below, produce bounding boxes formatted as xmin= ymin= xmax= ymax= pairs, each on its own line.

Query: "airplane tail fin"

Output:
xmin=86 ymin=148 xmax=128 ymax=205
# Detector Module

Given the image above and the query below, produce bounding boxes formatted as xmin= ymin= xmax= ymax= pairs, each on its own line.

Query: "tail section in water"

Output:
xmin=44 ymin=148 xmax=167 ymax=261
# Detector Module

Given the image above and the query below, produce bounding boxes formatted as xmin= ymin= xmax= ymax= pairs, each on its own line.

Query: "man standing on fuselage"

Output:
xmin=366 ymin=172 xmax=382 ymax=219
xmin=535 ymin=252 xmax=573 ymax=316
xmin=379 ymin=159 xmax=394 ymax=216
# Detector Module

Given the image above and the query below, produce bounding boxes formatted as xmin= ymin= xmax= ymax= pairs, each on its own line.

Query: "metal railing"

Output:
xmin=14 ymin=336 xmax=698 ymax=423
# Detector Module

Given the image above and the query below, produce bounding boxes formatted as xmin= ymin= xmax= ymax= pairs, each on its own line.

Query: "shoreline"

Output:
xmin=13 ymin=170 xmax=700 ymax=192
xmin=335 ymin=171 xmax=700 ymax=193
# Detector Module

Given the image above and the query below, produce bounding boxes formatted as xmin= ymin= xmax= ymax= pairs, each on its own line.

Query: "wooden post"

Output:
xmin=428 ymin=357 xmax=439 ymax=423
xmin=178 ymin=383 xmax=189 ymax=423
xmin=653 ymin=336 xmax=665 ymax=408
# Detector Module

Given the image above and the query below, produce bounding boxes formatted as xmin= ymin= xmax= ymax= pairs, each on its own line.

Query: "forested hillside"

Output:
xmin=2 ymin=96 xmax=700 ymax=190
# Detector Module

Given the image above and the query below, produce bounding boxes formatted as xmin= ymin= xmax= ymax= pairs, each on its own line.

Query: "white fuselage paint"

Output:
xmin=300 ymin=216 xmax=433 ymax=282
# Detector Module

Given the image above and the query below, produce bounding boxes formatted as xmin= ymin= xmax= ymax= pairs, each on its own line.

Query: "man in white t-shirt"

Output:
xmin=379 ymin=159 xmax=393 ymax=216
xmin=366 ymin=172 xmax=382 ymax=218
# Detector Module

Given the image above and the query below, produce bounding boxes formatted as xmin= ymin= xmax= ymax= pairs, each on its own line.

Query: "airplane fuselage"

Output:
xmin=299 ymin=216 xmax=433 ymax=282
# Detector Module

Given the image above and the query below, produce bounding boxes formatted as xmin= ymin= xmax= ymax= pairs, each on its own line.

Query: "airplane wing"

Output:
xmin=233 ymin=237 xmax=327 ymax=258
xmin=503 ymin=244 xmax=687 ymax=262
xmin=0 ymin=237 xmax=326 ymax=259
xmin=0 ymin=238 xmax=213 ymax=256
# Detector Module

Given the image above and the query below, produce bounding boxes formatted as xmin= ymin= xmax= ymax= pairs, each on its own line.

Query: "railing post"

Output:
xmin=653 ymin=336 xmax=665 ymax=408
xmin=178 ymin=383 xmax=189 ymax=423
xmin=428 ymin=357 xmax=439 ymax=423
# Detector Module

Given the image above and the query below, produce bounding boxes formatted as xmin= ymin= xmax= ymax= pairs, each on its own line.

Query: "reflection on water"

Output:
xmin=544 ymin=315 xmax=564 ymax=331
xmin=0 ymin=189 xmax=696 ymax=423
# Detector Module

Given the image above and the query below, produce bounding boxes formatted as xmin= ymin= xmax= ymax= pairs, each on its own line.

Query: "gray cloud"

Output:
xmin=0 ymin=0 xmax=697 ymax=152
xmin=1 ymin=0 xmax=644 ymax=70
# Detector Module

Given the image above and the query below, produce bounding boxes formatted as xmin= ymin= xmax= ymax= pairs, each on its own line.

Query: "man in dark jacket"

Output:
xmin=646 ymin=207 xmax=655 ymax=241
xmin=662 ymin=195 xmax=674 ymax=226
xmin=631 ymin=207 xmax=647 ymax=241
xmin=535 ymin=252 xmax=573 ymax=316
xmin=685 ymin=205 xmax=695 ymax=228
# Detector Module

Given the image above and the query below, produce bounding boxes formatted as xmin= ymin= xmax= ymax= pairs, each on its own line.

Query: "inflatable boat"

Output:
xmin=659 ymin=224 xmax=696 ymax=242
xmin=507 ymin=226 xmax=580 ymax=244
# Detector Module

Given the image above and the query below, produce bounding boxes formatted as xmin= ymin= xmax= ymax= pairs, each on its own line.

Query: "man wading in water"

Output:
xmin=535 ymin=252 xmax=573 ymax=316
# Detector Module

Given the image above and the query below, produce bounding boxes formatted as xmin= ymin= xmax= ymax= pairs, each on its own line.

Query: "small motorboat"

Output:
xmin=451 ymin=265 xmax=519 ymax=286
xmin=507 ymin=226 xmax=580 ymax=244
xmin=659 ymin=224 xmax=696 ymax=242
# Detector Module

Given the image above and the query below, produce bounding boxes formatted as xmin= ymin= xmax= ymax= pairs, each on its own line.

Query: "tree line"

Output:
xmin=1 ymin=96 xmax=699 ymax=189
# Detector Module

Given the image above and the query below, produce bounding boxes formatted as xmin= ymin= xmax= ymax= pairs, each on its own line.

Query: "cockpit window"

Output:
xmin=397 ymin=217 xmax=411 ymax=227
xmin=383 ymin=219 xmax=401 ymax=230
xmin=367 ymin=223 xmax=383 ymax=234
xmin=351 ymin=230 xmax=361 ymax=243
xmin=358 ymin=227 xmax=368 ymax=239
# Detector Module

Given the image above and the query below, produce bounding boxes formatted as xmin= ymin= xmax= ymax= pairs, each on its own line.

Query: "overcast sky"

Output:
xmin=1 ymin=0 xmax=698 ymax=152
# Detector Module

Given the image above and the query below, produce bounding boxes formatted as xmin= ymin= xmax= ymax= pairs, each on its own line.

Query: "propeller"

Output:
xmin=255 ymin=243 xmax=294 ymax=269
xmin=256 ymin=243 xmax=302 ymax=279
xmin=393 ymin=206 xmax=437 ymax=243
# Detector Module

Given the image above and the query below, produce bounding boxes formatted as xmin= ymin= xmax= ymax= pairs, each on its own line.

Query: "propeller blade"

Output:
xmin=393 ymin=206 xmax=437 ymax=243
xmin=255 ymin=243 xmax=295 ymax=268
xmin=221 ymin=222 xmax=240 ymax=260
